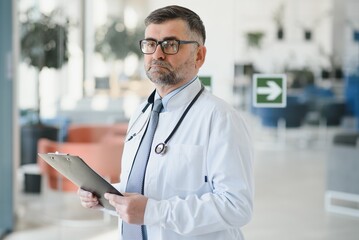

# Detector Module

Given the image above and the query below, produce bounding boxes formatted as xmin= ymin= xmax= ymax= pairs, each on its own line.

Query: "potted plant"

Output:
xmin=93 ymin=18 xmax=144 ymax=94
xmin=95 ymin=18 xmax=143 ymax=60
xmin=20 ymin=8 xmax=69 ymax=167
xmin=246 ymin=32 xmax=265 ymax=49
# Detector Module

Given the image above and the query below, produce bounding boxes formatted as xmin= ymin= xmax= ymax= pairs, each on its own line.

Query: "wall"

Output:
xmin=17 ymin=0 xmax=359 ymax=117
xmin=146 ymin=0 xmax=341 ymax=102
xmin=148 ymin=0 xmax=236 ymax=104
xmin=341 ymin=0 xmax=359 ymax=74
xmin=234 ymin=0 xmax=333 ymax=75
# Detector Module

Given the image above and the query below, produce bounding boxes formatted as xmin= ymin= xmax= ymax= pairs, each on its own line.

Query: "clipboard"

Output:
xmin=38 ymin=153 xmax=123 ymax=211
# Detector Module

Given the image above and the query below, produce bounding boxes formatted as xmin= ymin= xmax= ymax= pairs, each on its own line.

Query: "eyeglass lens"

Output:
xmin=141 ymin=40 xmax=179 ymax=54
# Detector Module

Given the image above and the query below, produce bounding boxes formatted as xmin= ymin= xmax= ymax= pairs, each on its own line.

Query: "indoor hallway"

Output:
xmin=5 ymin=119 xmax=359 ymax=240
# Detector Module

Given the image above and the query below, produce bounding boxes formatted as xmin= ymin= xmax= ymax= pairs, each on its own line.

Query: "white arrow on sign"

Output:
xmin=256 ymin=80 xmax=282 ymax=101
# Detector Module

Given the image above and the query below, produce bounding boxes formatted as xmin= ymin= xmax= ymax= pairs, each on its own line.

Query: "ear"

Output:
xmin=195 ymin=45 xmax=207 ymax=69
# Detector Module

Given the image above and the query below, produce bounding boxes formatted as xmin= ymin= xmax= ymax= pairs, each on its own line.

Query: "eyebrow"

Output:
xmin=144 ymin=36 xmax=179 ymax=42
xmin=144 ymin=37 xmax=157 ymax=41
xmin=162 ymin=36 xmax=178 ymax=41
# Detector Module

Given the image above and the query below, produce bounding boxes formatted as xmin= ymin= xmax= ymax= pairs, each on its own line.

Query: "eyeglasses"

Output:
xmin=139 ymin=39 xmax=199 ymax=55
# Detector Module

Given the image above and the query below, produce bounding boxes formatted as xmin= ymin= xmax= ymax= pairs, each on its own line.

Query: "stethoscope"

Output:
xmin=126 ymin=85 xmax=205 ymax=155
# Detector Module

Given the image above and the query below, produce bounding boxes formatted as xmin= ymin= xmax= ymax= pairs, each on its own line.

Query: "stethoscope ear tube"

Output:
xmin=142 ymin=90 xmax=156 ymax=113
xmin=125 ymin=90 xmax=155 ymax=142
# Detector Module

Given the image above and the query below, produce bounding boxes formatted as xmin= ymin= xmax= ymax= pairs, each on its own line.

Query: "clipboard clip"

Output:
xmin=47 ymin=151 xmax=70 ymax=155
xmin=46 ymin=152 xmax=71 ymax=160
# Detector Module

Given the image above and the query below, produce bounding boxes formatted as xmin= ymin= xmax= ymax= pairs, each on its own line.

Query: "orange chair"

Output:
xmin=37 ymin=136 xmax=125 ymax=192
xmin=67 ymin=123 xmax=128 ymax=143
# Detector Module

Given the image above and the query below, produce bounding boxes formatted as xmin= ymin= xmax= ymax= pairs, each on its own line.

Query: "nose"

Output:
xmin=152 ymin=44 xmax=166 ymax=59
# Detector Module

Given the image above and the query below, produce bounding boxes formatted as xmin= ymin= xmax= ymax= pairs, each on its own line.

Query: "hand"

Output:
xmin=104 ymin=192 xmax=148 ymax=225
xmin=77 ymin=188 xmax=102 ymax=209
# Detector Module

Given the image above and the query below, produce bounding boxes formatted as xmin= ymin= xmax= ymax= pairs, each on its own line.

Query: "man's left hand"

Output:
xmin=104 ymin=192 xmax=148 ymax=225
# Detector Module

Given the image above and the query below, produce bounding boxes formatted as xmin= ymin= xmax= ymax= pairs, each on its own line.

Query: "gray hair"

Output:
xmin=145 ymin=5 xmax=206 ymax=44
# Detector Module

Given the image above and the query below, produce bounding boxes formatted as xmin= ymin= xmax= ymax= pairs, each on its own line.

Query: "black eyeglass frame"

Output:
xmin=139 ymin=39 xmax=200 ymax=55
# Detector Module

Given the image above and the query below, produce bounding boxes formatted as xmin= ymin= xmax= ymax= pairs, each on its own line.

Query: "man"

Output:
xmin=78 ymin=5 xmax=253 ymax=240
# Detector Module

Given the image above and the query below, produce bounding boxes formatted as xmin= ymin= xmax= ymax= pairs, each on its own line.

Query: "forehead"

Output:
xmin=145 ymin=19 xmax=190 ymax=40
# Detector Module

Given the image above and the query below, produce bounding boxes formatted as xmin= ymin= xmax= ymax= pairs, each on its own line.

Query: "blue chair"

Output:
xmin=299 ymin=84 xmax=347 ymax=127
xmin=345 ymin=74 xmax=359 ymax=130
xmin=42 ymin=116 xmax=71 ymax=142
xmin=256 ymin=95 xmax=308 ymax=128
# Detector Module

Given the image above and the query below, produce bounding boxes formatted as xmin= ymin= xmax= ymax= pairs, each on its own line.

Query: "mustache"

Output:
xmin=148 ymin=60 xmax=172 ymax=70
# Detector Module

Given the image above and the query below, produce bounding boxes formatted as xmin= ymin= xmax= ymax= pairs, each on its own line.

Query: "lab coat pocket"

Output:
xmin=166 ymin=144 xmax=205 ymax=193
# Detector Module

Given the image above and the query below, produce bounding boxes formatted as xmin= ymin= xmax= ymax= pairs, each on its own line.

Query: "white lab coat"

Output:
xmin=117 ymin=78 xmax=254 ymax=240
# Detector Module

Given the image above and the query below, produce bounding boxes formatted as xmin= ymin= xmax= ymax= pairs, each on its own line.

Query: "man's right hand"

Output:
xmin=77 ymin=188 xmax=101 ymax=209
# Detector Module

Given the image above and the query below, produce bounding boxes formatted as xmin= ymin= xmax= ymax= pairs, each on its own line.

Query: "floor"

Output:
xmin=4 ymin=115 xmax=359 ymax=240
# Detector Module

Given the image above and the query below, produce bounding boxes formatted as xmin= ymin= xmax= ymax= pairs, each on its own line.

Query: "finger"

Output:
xmin=80 ymin=196 xmax=99 ymax=203
xmin=105 ymin=193 xmax=127 ymax=210
xmin=122 ymin=192 xmax=137 ymax=197
xmin=84 ymin=202 xmax=100 ymax=209
xmin=78 ymin=188 xmax=93 ymax=198
xmin=104 ymin=193 xmax=123 ymax=202
xmin=80 ymin=197 xmax=99 ymax=208
xmin=78 ymin=189 xmax=99 ymax=207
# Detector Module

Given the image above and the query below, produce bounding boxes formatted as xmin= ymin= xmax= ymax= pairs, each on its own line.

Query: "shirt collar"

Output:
xmin=155 ymin=76 xmax=198 ymax=112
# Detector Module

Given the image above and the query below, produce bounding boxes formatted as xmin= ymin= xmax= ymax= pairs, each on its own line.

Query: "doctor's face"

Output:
xmin=143 ymin=19 xmax=205 ymax=88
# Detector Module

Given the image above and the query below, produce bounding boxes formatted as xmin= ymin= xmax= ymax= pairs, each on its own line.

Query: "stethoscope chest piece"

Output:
xmin=155 ymin=143 xmax=167 ymax=155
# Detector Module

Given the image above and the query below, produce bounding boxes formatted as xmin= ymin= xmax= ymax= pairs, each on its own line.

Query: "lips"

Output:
xmin=149 ymin=60 xmax=171 ymax=71
xmin=151 ymin=65 xmax=166 ymax=69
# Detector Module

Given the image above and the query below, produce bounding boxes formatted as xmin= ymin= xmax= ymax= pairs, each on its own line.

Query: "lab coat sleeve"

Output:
xmin=144 ymin=108 xmax=254 ymax=236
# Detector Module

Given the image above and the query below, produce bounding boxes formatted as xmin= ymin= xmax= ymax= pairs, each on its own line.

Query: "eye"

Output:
xmin=162 ymin=40 xmax=178 ymax=52
xmin=146 ymin=41 xmax=156 ymax=48
xmin=167 ymin=40 xmax=177 ymax=48
xmin=161 ymin=41 xmax=170 ymax=49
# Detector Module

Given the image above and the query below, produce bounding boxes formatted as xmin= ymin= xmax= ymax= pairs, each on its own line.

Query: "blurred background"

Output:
xmin=1 ymin=0 xmax=359 ymax=239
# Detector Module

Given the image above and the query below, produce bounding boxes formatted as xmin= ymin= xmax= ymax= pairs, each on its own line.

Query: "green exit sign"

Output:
xmin=253 ymin=74 xmax=287 ymax=108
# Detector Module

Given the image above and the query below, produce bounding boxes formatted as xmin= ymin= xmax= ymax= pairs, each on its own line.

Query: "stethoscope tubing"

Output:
xmin=154 ymin=85 xmax=204 ymax=154
xmin=161 ymin=85 xmax=204 ymax=146
xmin=126 ymin=85 xmax=205 ymax=155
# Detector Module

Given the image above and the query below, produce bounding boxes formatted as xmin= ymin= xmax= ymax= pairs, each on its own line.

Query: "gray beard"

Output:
xmin=145 ymin=58 xmax=192 ymax=87
xmin=146 ymin=68 xmax=182 ymax=86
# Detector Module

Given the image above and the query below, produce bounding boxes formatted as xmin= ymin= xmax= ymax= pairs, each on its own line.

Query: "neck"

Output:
xmin=155 ymin=75 xmax=199 ymax=97
xmin=155 ymin=80 xmax=189 ymax=97
xmin=156 ymin=85 xmax=179 ymax=97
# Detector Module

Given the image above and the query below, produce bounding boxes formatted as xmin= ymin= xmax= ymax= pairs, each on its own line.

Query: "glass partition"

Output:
xmin=16 ymin=0 xmax=150 ymax=230
xmin=18 ymin=0 xmax=150 ymax=124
